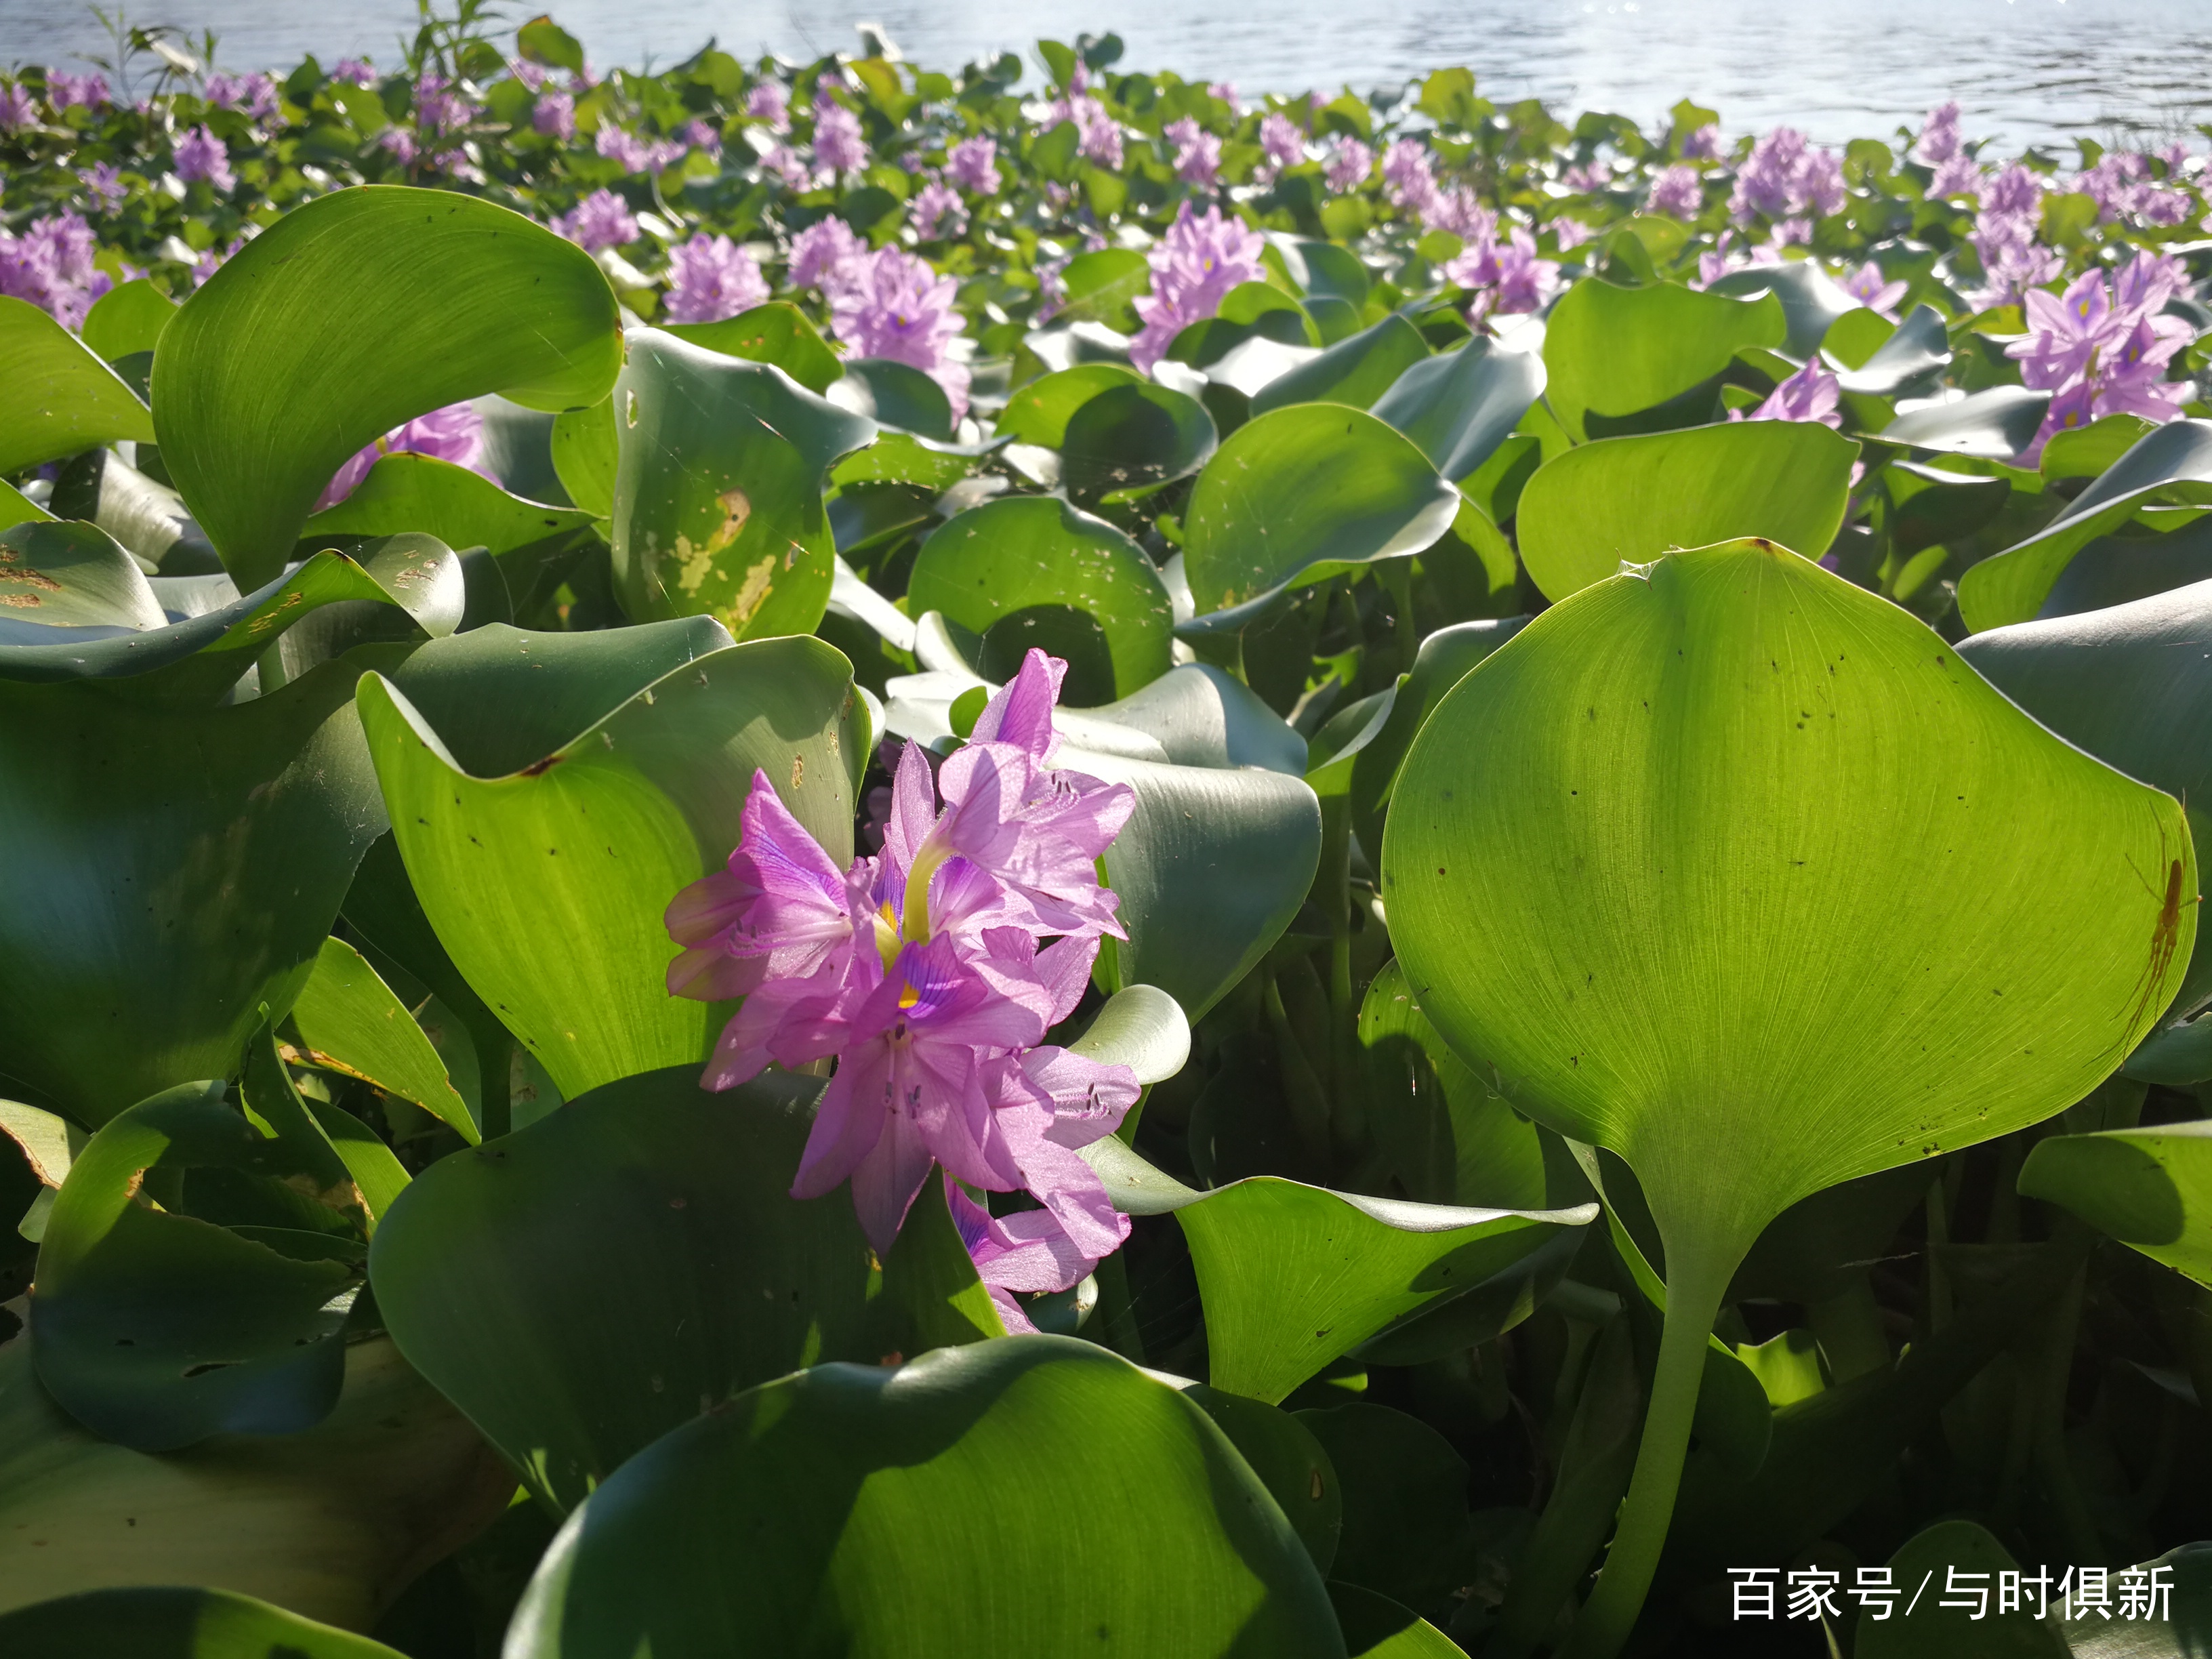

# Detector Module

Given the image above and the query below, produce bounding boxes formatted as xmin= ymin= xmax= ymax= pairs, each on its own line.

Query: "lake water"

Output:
xmin=0 ymin=0 xmax=2206 ymax=152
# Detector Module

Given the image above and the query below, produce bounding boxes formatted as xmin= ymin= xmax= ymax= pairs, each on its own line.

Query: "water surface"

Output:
xmin=0 ymin=0 xmax=2204 ymax=150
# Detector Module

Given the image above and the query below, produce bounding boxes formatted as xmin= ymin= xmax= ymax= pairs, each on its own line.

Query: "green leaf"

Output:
xmin=1298 ymin=1404 xmax=1475 ymax=1615
xmin=1957 ymin=583 xmax=2212 ymax=1080
xmin=289 ymin=936 xmax=478 ymax=1143
xmin=1073 ymin=746 xmax=1322 ymax=1021
xmin=1957 ymin=419 xmax=2212 ymax=631
xmin=1330 ymin=1583 xmax=1469 ymax=1658
xmin=1515 ymin=421 xmax=1860 ymax=601
xmin=0 ymin=1588 xmax=409 ymax=1657
xmin=0 ymin=294 xmax=154 ymax=474
xmin=1371 ymin=336 xmax=1547 ymax=483
xmin=996 ymin=366 xmax=1217 ymax=501
xmin=358 ymin=630 xmax=859 ymax=1098
xmin=1082 ymin=1136 xmax=1589 ymax=1405
xmin=1184 ymin=1384 xmax=1343 ymax=1574
xmin=1347 ymin=615 xmax=1530 ymax=858
xmin=875 ymin=1168 xmax=1006 ymax=1355
xmin=0 ymin=478 xmax=52 ymax=531
xmin=303 ymin=453 xmax=591 ymax=560
xmin=663 ymin=300 xmax=842 ymax=394
xmin=79 ymin=279 xmax=179 ymax=363
xmin=1826 ymin=303 xmax=1951 ymax=397
xmin=1855 ymin=1520 xmax=2067 ymax=1657
xmin=2053 ymin=1544 xmax=2212 ymax=1656
xmin=1069 ymin=982 xmax=1193 ymax=1084
xmin=1054 ymin=246 xmax=1152 ymax=331
xmin=829 ymin=356 xmax=954 ymax=440
xmin=505 ymin=1337 xmax=1346 ymax=1658
xmin=154 ymin=186 xmax=622 ymax=588
xmin=1705 ymin=262 xmax=1860 ymax=358
xmin=1541 ymin=280 xmax=1785 ymax=442
xmin=611 ymin=331 xmax=875 ymax=642
xmin=1250 ymin=314 xmax=1431 ymax=418
xmin=2039 ymin=413 xmax=2161 ymax=480
xmin=1384 ymin=540 xmax=2194 ymax=1648
xmin=1183 ymin=405 xmax=1459 ymax=617
xmin=370 ymin=1065 xmax=882 ymax=1511
xmin=906 ymin=495 xmax=1174 ymax=704
xmin=31 ymin=1082 xmax=359 ymax=1450
xmin=550 ymin=396 xmax=617 ymax=519
xmin=2020 ymin=1121 xmax=2212 ymax=1286
xmin=1879 ymin=385 xmax=2052 ymax=459
xmin=516 ymin=13 xmax=587 ymax=72
xmin=0 ymin=648 xmax=389 ymax=1124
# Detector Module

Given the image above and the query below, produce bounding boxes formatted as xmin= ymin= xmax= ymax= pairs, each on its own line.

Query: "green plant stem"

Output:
xmin=1559 ymin=1246 xmax=1735 ymax=1659
xmin=1380 ymin=557 xmax=1418 ymax=677
xmin=468 ymin=1013 xmax=513 ymax=1141
xmin=2032 ymin=1251 xmax=2100 ymax=1568
xmin=1090 ymin=1250 xmax=1146 ymax=1364
xmin=1807 ymin=1277 xmax=1889 ymax=1383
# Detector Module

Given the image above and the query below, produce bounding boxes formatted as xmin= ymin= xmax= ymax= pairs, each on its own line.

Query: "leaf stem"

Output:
xmin=1559 ymin=1244 xmax=1735 ymax=1659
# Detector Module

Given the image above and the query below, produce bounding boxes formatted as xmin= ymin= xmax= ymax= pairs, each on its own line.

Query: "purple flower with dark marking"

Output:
xmin=316 ymin=402 xmax=493 ymax=510
xmin=174 ymin=126 xmax=234 ymax=192
xmin=1646 ymin=165 xmax=1703 ymax=218
xmin=2006 ymin=253 xmax=2192 ymax=459
xmin=948 ymin=134 xmax=1001 ymax=194
xmin=669 ymin=649 xmax=1141 ymax=1284
xmin=663 ymin=233 xmax=769 ymax=324
xmin=556 ymin=188 xmax=638 ymax=252
xmin=830 ymin=246 xmax=972 ymax=420
xmin=1128 ymin=200 xmax=1265 ymax=374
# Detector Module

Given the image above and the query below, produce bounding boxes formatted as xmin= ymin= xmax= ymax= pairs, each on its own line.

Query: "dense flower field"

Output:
xmin=6 ymin=7 xmax=2212 ymax=1657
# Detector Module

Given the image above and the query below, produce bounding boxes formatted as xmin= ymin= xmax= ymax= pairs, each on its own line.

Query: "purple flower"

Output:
xmin=1681 ymin=123 xmax=1723 ymax=161
xmin=790 ymin=214 xmax=864 ymax=292
xmin=1734 ymin=359 xmax=1842 ymax=428
xmin=332 ymin=58 xmax=376 ymax=88
xmin=813 ymin=96 xmax=868 ymax=175
xmin=1929 ymin=154 xmax=1982 ymax=199
xmin=1969 ymin=205 xmax=2059 ymax=306
xmin=0 ymin=211 xmax=108 ymax=331
xmin=1324 ymin=136 xmax=1374 ymax=194
xmin=315 ymin=402 xmax=493 ymax=510
xmin=557 ymin=188 xmax=639 ymax=252
xmin=2074 ymin=150 xmax=2195 ymax=227
xmin=746 ymin=81 xmax=791 ymax=133
xmin=79 ymin=162 xmax=126 ymax=210
xmin=830 ymin=246 xmax=972 ymax=421
xmin=1425 ymin=185 xmax=1494 ymax=241
xmin=1259 ymin=111 xmax=1304 ymax=173
xmin=47 ymin=72 xmax=108 ymax=112
xmin=912 ymin=178 xmax=967 ymax=240
xmin=1842 ymin=261 xmax=1907 ymax=319
xmin=682 ymin=118 xmax=721 ymax=157
xmin=596 ymin=125 xmax=651 ymax=172
xmin=1915 ymin=102 xmax=1962 ymax=166
xmin=1457 ymin=226 xmax=1562 ymax=320
xmin=1646 ymin=165 xmax=1704 ymax=218
xmin=0 ymin=83 xmax=33 ymax=131
xmin=533 ymin=91 xmax=575 ymax=140
xmin=1382 ymin=138 xmax=1439 ymax=216
xmin=413 ymin=71 xmax=474 ymax=137
xmin=510 ymin=59 xmax=548 ymax=91
xmin=1553 ymin=218 xmax=1595 ymax=251
xmin=1729 ymin=126 xmax=1845 ymax=222
xmin=1044 ymin=87 xmax=1122 ymax=169
xmin=1980 ymin=163 xmax=2043 ymax=218
xmin=1208 ymin=81 xmax=1241 ymax=117
xmin=762 ymin=144 xmax=819 ymax=192
xmin=203 ymin=71 xmax=246 ymax=108
xmin=376 ymin=127 xmax=419 ymax=167
xmin=174 ymin=126 xmax=235 ymax=192
xmin=670 ymin=650 xmax=1141 ymax=1271
xmin=2007 ymin=253 xmax=2193 ymax=459
xmin=663 ymin=233 xmax=769 ymax=324
xmin=1034 ymin=258 xmax=1067 ymax=323
xmin=1561 ymin=159 xmax=1610 ymax=192
xmin=948 ymin=134 xmax=1001 ymax=194
xmin=1166 ymin=116 xmax=1221 ymax=188
xmin=188 ymin=237 xmax=243 ymax=291
xmin=1128 ymin=200 xmax=1265 ymax=374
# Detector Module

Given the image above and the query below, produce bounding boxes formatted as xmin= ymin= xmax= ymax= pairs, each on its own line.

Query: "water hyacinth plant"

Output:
xmin=7 ymin=7 xmax=2212 ymax=1658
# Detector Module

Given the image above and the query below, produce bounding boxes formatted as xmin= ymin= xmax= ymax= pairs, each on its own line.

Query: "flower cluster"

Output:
xmin=557 ymin=188 xmax=640 ymax=253
xmin=1727 ymin=126 xmax=1845 ymax=226
xmin=1128 ymin=201 xmax=1265 ymax=373
xmin=830 ymin=246 xmax=972 ymax=421
xmin=947 ymin=134 xmax=1001 ymax=195
xmin=911 ymin=177 xmax=967 ymax=241
xmin=665 ymin=651 xmax=1140 ymax=1330
xmin=174 ymin=125 xmax=234 ymax=192
xmin=1042 ymin=68 xmax=1124 ymax=169
xmin=0 ymin=211 xmax=108 ymax=331
xmin=1971 ymin=163 xmax=2060 ymax=304
xmin=812 ymin=96 xmax=869 ymax=176
xmin=1166 ymin=117 xmax=1221 ymax=188
xmin=1444 ymin=226 xmax=1563 ymax=320
xmin=1645 ymin=165 xmax=1703 ymax=218
xmin=2009 ymin=253 xmax=2193 ymax=459
xmin=662 ymin=233 xmax=769 ymax=323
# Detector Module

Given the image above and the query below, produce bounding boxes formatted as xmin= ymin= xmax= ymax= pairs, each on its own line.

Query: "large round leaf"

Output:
xmin=1248 ymin=314 xmax=1431 ymax=419
xmin=665 ymin=300 xmax=841 ymax=394
xmin=996 ymin=367 xmax=1216 ymax=501
xmin=1370 ymin=335 xmax=1547 ymax=483
xmin=31 ymin=1083 xmax=359 ymax=1450
xmin=1957 ymin=579 xmax=2212 ymax=1079
xmin=506 ymin=1337 xmax=1347 ymax=1658
xmin=1516 ymin=421 xmax=1860 ymax=601
xmin=370 ymin=1066 xmax=881 ymax=1512
xmin=0 ymin=1338 xmax=508 ymax=1628
xmin=289 ymin=937 xmax=478 ymax=1143
xmin=1183 ymin=404 xmax=1458 ymax=617
xmin=1541 ymin=280 xmax=1784 ymax=441
xmin=302 ymin=453 xmax=592 ymax=560
xmin=1382 ymin=539 xmax=2192 ymax=1647
xmin=0 ymin=294 xmax=153 ymax=474
xmin=611 ymin=329 xmax=876 ymax=642
xmin=0 ymin=652 xmax=388 ymax=1124
xmin=357 ymin=631 xmax=859 ymax=1099
xmin=0 ymin=1588 xmax=409 ymax=1658
xmin=154 ymin=186 xmax=622 ymax=588
xmin=2020 ymin=1120 xmax=2212 ymax=1288
xmin=906 ymin=495 xmax=1173 ymax=704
